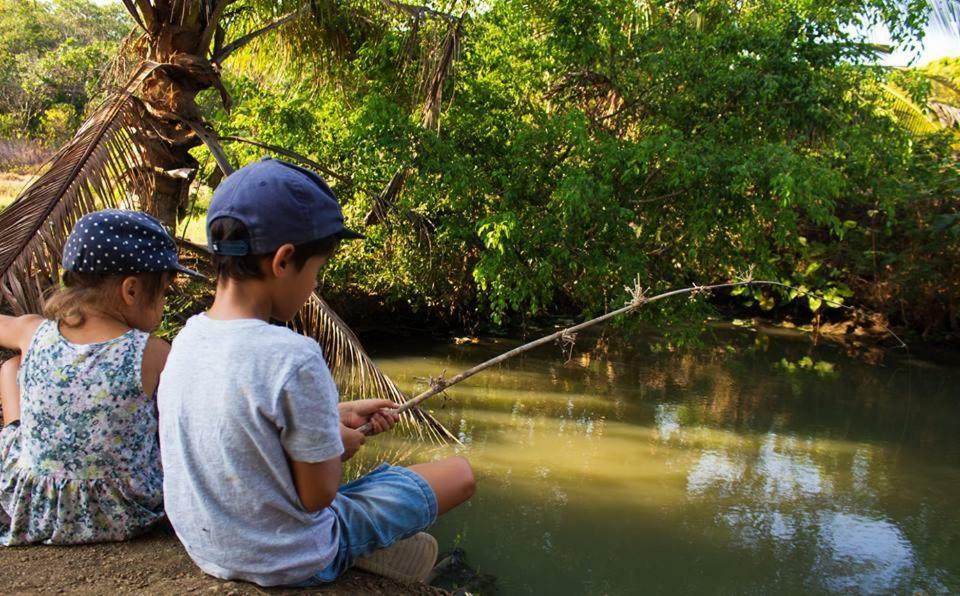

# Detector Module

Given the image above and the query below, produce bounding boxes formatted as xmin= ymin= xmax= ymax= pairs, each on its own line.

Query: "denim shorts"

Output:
xmin=294 ymin=463 xmax=439 ymax=585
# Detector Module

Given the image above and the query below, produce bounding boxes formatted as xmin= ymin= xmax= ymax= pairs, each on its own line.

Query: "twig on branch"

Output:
xmin=558 ymin=329 xmax=577 ymax=362
xmin=357 ymin=278 xmax=907 ymax=434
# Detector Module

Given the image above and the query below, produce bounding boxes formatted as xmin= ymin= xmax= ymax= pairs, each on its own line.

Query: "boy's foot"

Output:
xmin=353 ymin=532 xmax=438 ymax=584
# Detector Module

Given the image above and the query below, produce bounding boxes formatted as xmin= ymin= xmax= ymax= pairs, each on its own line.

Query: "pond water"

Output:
xmin=367 ymin=325 xmax=960 ymax=595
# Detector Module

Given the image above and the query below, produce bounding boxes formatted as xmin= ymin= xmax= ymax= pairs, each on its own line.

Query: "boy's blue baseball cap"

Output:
xmin=63 ymin=209 xmax=202 ymax=278
xmin=206 ymin=157 xmax=363 ymax=257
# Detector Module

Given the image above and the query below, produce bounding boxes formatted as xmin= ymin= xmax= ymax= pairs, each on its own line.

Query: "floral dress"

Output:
xmin=0 ymin=320 xmax=163 ymax=544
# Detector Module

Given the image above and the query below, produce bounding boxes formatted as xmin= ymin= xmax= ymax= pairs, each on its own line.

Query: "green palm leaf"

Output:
xmin=881 ymin=83 xmax=941 ymax=135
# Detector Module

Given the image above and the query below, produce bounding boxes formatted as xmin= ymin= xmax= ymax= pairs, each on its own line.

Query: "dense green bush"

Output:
xmin=2 ymin=0 xmax=956 ymax=337
xmin=201 ymin=0 xmax=958 ymax=337
xmin=0 ymin=0 xmax=127 ymax=143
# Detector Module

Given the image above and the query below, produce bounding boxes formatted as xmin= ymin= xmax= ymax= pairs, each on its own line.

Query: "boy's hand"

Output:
xmin=340 ymin=424 xmax=365 ymax=461
xmin=339 ymin=399 xmax=401 ymax=436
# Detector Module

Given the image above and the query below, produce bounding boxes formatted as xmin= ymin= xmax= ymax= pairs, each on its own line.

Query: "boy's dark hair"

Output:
xmin=209 ymin=217 xmax=341 ymax=280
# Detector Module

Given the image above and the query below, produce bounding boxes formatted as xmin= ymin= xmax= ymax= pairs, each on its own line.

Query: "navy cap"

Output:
xmin=207 ymin=157 xmax=363 ymax=257
xmin=63 ymin=209 xmax=202 ymax=278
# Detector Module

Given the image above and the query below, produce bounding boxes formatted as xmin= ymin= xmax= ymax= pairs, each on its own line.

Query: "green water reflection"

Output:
xmin=368 ymin=328 xmax=960 ymax=594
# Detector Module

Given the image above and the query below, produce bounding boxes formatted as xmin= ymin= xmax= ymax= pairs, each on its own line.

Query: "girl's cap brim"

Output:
xmin=173 ymin=263 xmax=207 ymax=280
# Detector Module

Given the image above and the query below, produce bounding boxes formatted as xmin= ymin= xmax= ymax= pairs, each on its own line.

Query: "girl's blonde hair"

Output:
xmin=44 ymin=271 xmax=170 ymax=328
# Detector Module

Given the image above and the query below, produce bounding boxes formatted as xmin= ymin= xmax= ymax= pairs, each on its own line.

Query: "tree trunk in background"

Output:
xmin=125 ymin=4 xmax=227 ymax=228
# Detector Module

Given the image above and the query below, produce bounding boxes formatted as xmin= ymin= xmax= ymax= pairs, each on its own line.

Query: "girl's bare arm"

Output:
xmin=141 ymin=336 xmax=171 ymax=397
xmin=0 ymin=314 xmax=43 ymax=353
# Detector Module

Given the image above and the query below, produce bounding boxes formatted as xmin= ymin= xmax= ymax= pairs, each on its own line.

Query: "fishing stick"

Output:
xmin=359 ymin=277 xmax=907 ymax=434
xmin=353 ymin=280 xmax=764 ymax=433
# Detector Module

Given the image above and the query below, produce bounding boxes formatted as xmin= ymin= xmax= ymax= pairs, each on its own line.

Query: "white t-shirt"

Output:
xmin=158 ymin=314 xmax=344 ymax=586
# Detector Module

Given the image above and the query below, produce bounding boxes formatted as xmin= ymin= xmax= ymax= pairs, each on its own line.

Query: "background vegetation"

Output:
xmin=0 ymin=0 xmax=127 ymax=169
xmin=2 ymin=0 xmax=959 ymax=340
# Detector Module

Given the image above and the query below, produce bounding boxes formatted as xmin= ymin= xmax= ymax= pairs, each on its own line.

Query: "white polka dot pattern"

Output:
xmin=62 ymin=209 xmax=201 ymax=277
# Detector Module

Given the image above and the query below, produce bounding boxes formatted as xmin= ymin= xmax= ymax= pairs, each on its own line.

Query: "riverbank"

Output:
xmin=0 ymin=525 xmax=448 ymax=595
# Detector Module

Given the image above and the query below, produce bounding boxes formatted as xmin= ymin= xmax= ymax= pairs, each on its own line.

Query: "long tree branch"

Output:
xmin=217 ymin=135 xmax=353 ymax=185
xmin=212 ymin=5 xmax=309 ymax=63
xmin=199 ymin=0 xmax=232 ymax=56
xmin=184 ymin=120 xmax=235 ymax=175
xmin=120 ymin=0 xmax=150 ymax=33
xmin=380 ymin=0 xmax=458 ymax=21
xmin=357 ymin=279 xmax=906 ymax=434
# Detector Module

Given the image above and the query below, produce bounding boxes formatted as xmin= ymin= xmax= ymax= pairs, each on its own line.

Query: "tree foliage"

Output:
xmin=199 ymin=0 xmax=959 ymax=336
xmin=0 ymin=0 xmax=128 ymax=142
xmin=2 ymin=0 xmax=958 ymax=338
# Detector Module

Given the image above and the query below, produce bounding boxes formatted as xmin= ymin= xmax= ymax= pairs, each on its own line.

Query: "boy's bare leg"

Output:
xmin=0 ymin=356 xmax=22 ymax=425
xmin=407 ymin=456 xmax=475 ymax=515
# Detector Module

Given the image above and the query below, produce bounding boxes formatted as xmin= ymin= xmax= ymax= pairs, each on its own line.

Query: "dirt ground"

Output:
xmin=0 ymin=524 xmax=448 ymax=595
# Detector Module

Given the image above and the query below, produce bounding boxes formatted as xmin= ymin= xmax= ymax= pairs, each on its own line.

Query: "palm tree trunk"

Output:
xmin=119 ymin=3 xmax=228 ymax=227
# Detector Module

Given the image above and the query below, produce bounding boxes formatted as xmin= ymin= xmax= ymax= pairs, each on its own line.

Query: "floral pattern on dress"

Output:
xmin=0 ymin=320 xmax=163 ymax=545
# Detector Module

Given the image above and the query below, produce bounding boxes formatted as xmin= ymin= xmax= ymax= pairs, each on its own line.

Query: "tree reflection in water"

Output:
xmin=369 ymin=328 xmax=960 ymax=594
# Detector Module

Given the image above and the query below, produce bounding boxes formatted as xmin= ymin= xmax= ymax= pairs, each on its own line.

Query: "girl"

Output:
xmin=0 ymin=209 xmax=200 ymax=545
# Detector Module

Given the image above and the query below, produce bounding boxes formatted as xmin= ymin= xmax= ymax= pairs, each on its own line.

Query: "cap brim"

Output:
xmin=337 ymin=227 xmax=366 ymax=240
xmin=174 ymin=264 xmax=208 ymax=280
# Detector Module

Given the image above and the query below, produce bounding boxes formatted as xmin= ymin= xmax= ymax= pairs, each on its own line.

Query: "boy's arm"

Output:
xmin=281 ymin=350 xmax=346 ymax=512
xmin=0 ymin=314 xmax=43 ymax=353
xmin=290 ymin=457 xmax=342 ymax=513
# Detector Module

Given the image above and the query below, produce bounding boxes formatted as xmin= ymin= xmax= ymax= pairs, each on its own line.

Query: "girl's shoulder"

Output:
xmin=141 ymin=335 xmax=171 ymax=397
xmin=143 ymin=335 xmax=171 ymax=367
xmin=20 ymin=315 xmax=46 ymax=342
xmin=0 ymin=314 xmax=45 ymax=354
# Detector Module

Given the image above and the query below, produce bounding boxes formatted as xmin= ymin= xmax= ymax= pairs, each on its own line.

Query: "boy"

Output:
xmin=158 ymin=157 xmax=474 ymax=587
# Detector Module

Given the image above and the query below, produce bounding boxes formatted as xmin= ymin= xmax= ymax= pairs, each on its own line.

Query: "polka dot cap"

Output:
xmin=62 ymin=209 xmax=203 ymax=278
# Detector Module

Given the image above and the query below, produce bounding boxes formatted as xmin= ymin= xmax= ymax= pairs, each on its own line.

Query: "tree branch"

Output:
xmin=212 ymin=5 xmax=309 ymax=63
xmin=379 ymin=0 xmax=458 ymax=21
xmin=217 ymin=135 xmax=353 ymax=185
xmin=184 ymin=120 xmax=235 ymax=176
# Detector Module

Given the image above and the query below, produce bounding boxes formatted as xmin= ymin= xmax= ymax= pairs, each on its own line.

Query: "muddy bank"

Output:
xmin=0 ymin=525 xmax=448 ymax=595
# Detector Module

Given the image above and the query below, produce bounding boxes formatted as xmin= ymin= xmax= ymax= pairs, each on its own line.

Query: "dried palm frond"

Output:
xmin=363 ymin=167 xmax=411 ymax=227
xmin=343 ymin=439 xmax=446 ymax=481
xmin=930 ymin=101 xmax=960 ymax=129
xmin=0 ymin=65 xmax=159 ymax=316
xmin=292 ymin=292 xmax=458 ymax=444
xmin=419 ymin=16 xmax=462 ymax=130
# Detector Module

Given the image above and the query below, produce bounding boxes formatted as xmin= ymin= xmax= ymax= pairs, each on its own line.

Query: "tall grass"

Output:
xmin=0 ymin=172 xmax=36 ymax=212
xmin=0 ymin=138 xmax=50 ymax=173
xmin=0 ymin=138 xmax=48 ymax=212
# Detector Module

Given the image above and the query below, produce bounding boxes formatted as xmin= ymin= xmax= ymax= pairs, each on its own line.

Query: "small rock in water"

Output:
xmin=429 ymin=548 xmax=498 ymax=593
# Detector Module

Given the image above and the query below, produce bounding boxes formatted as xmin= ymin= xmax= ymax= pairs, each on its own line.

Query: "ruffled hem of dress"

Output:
xmin=0 ymin=425 xmax=163 ymax=545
